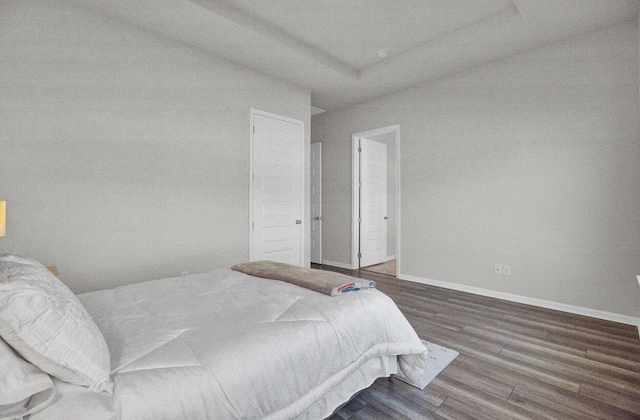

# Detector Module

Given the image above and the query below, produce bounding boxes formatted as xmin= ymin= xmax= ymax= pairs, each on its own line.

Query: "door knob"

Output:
xmin=384 ymin=216 xmax=389 ymax=220
xmin=296 ymin=220 xmax=302 ymax=224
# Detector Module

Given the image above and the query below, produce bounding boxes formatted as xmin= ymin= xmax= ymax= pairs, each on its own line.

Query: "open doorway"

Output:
xmin=351 ymin=125 xmax=400 ymax=277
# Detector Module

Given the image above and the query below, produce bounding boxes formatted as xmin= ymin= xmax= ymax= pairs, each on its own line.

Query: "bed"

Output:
xmin=0 ymin=254 xmax=426 ymax=420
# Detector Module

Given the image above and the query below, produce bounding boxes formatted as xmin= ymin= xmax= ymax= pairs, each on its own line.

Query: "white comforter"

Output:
xmin=33 ymin=269 xmax=426 ymax=420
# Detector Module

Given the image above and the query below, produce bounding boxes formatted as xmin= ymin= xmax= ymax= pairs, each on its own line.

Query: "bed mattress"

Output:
xmin=32 ymin=268 xmax=426 ymax=419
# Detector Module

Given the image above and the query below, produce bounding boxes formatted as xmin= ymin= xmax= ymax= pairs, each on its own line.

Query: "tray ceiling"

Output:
xmin=71 ymin=0 xmax=638 ymax=111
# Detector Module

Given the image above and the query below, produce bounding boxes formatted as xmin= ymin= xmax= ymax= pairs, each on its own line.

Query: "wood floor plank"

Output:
xmin=331 ymin=396 xmax=368 ymax=419
xmin=503 ymin=313 xmax=640 ymax=350
xmin=473 ymin=351 xmax=582 ymax=393
xmin=579 ymin=381 xmax=640 ymax=416
xmin=432 ymin=301 xmax=513 ymax=323
xmin=499 ymin=347 xmax=640 ymax=397
xmin=461 ymin=324 xmax=586 ymax=357
xmin=435 ymin=312 xmax=550 ymax=340
xmin=500 ymin=313 xmax=579 ymax=336
xmin=446 ymin=297 xmax=531 ymax=318
xmin=435 ymin=397 xmax=500 ymax=420
xmin=574 ymin=322 xmax=640 ymax=343
xmin=545 ymin=329 xmax=640 ymax=354
xmin=507 ymin=384 xmax=640 ymax=420
xmin=593 ymin=344 xmax=640 ymax=362
xmin=500 ymin=342 xmax=640 ymax=384
xmin=358 ymin=386 xmax=438 ymax=419
xmin=349 ymin=403 xmax=398 ymax=420
xmin=508 ymin=387 xmax=601 ymax=420
xmin=318 ymin=264 xmax=640 ymax=420
xmin=397 ymin=291 xmax=504 ymax=321
xmin=373 ymin=377 xmax=447 ymax=412
xmin=499 ymin=309 xmax=580 ymax=331
xmin=586 ymin=348 xmax=640 ymax=372
xmin=405 ymin=315 xmax=505 ymax=357
xmin=428 ymin=376 xmax=545 ymax=420
xmin=453 ymin=353 xmax=581 ymax=394
xmin=439 ymin=363 xmax=514 ymax=400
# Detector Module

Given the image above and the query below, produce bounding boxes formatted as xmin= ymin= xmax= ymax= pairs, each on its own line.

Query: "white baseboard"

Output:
xmin=320 ymin=260 xmax=354 ymax=270
xmin=399 ymin=273 xmax=640 ymax=334
xmin=322 ymin=258 xmax=397 ymax=270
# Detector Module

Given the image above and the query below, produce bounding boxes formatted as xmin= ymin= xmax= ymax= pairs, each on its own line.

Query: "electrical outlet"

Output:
xmin=503 ymin=265 xmax=511 ymax=276
xmin=494 ymin=264 xmax=502 ymax=275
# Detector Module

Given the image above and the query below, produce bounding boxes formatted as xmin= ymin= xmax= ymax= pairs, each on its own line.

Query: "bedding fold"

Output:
xmin=231 ymin=260 xmax=376 ymax=296
xmin=0 ymin=338 xmax=56 ymax=420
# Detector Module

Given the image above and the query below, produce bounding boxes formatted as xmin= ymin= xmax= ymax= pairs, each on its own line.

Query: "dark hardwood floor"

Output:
xmin=315 ymin=264 xmax=640 ymax=420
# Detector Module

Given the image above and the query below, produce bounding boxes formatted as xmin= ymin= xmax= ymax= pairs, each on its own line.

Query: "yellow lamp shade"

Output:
xmin=0 ymin=201 xmax=5 ymax=237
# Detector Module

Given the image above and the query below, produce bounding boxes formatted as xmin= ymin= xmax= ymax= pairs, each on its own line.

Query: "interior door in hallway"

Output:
xmin=359 ymin=137 xmax=387 ymax=268
xmin=310 ymin=142 xmax=322 ymax=264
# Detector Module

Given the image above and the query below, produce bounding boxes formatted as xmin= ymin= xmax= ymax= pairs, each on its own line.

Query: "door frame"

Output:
xmin=351 ymin=125 xmax=401 ymax=274
xmin=310 ymin=142 xmax=322 ymax=264
xmin=249 ymin=108 xmax=305 ymax=265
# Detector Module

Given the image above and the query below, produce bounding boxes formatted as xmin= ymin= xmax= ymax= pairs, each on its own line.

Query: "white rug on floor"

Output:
xmin=396 ymin=340 xmax=459 ymax=390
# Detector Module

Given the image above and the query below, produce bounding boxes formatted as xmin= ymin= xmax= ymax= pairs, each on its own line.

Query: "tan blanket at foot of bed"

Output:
xmin=231 ymin=261 xmax=376 ymax=296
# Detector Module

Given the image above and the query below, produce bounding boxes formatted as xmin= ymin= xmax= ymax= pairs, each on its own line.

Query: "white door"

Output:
xmin=310 ymin=142 xmax=322 ymax=264
xmin=250 ymin=110 xmax=304 ymax=266
xmin=359 ymin=137 xmax=387 ymax=268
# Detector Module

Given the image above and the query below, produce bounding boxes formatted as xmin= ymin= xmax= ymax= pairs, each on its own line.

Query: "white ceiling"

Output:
xmin=72 ymin=0 xmax=638 ymax=111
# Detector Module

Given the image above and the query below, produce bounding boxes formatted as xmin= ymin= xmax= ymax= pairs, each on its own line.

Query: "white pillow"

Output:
xmin=0 ymin=254 xmax=113 ymax=393
xmin=0 ymin=337 xmax=55 ymax=420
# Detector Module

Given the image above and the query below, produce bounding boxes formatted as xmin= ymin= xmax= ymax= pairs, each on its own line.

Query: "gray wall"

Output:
xmin=312 ymin=21 xmax=640 ymax=318
xmin=0 ymin=0 xmax=311 ymax=293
